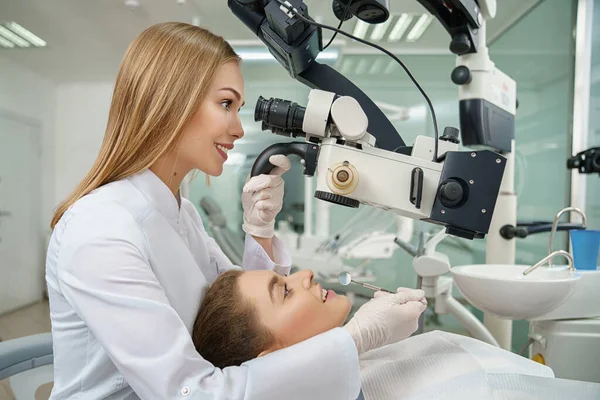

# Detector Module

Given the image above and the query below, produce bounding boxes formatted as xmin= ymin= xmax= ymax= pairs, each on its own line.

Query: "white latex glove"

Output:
xmin=242 ymin=155 xmax=291 ymax=238
xmin=343 ymin=288 xmax=427 ymax=355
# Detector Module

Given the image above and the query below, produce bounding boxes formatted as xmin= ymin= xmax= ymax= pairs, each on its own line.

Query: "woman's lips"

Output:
xmin=215 ymin=146 xmax=228 ymax=161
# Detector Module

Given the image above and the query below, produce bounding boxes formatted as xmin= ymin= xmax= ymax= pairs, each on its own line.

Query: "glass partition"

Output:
xmin=586 ymin=0 xmax=600 ymax=232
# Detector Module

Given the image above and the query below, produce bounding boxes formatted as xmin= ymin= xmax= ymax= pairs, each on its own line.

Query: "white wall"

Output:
xmin=0 ymin=55 xmax=55 ymax=236
xmin=55 ymin=83 xmax=113 ymax=203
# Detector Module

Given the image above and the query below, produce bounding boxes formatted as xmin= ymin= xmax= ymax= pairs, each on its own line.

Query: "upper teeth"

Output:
xmin=322 ymin=289 xmax=327 ymax=302
xmin=215 ymin=144 xmax=229 ymax=153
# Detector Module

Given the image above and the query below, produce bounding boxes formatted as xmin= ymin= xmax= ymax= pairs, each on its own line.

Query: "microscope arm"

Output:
xmin=232 ymin=0 xmax=510 ymax=240
xmin=228 ymin=0 xmax=488 ymax=152
xmin=228 ymin=0 xmax=404 ymax=152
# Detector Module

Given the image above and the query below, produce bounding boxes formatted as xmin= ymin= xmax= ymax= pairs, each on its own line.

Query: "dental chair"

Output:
xmin=0 ymin=334 xmax=368 ymax=400
xmin=198 ymin=196 xmax=245 ymax=266
xmin=0 ymin=332 xmax=53 ymax=399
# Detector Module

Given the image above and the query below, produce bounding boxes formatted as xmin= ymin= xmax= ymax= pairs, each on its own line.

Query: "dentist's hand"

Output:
xmin=343 ymin=288 xmax=427 ymax=355
xmin=242 ymin=155 xmax=291 ymax=238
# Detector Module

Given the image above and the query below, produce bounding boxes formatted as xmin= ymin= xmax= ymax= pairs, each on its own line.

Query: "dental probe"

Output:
xmin=337 ymin=271 xmax=395 ymax=294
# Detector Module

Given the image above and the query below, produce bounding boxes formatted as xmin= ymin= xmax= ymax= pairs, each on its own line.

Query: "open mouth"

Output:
xmin=321 ymin=288 xmax=337 ymax=302
xmin=215 ymin=143 xmax=230 ymax=160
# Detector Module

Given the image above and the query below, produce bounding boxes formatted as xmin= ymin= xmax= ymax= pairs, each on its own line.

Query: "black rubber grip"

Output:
xmin=250 ymin=142 xmax=318 ymax=177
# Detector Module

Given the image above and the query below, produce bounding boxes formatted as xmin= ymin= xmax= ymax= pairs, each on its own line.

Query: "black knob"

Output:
xmin=438 ymin=180 xmax=464 ymax=207
xmin=440 ymin=126 xmax=460 ymax=144
xmin=356 ymin=4 xmax=390 ymax=24
xmin=450 ymin=33 xmax=471 ymax=55
xmin=451 ymin=66 xmax=472 ymax=85
xmin=332 ymin=0 xmax=353 ymax=21
xmin=315 ymin=190 xmax=360 ymax=208
xmin=592 ymin=152 xmax=600 ymax=170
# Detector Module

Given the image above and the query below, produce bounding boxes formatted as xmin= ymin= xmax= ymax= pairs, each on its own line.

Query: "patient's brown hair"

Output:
xmin=192 ymin=270 xmax=277 ymax=368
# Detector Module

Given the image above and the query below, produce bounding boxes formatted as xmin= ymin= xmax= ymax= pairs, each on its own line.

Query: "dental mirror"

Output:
xmin=337 ymin=271 xmax=394 ymax=293
xmin=338 ymin=271 xmax=352 ymax=286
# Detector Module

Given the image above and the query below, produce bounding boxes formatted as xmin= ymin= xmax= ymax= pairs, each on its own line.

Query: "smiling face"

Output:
xmin=237 ymin=269 xmax=352 ymax=352
xmin=175 ymin=61 xmax=245 ymax=177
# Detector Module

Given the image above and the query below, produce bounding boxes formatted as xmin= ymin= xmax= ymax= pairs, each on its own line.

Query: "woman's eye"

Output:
xmin=220 ymin=100 xmax=233 ymax=110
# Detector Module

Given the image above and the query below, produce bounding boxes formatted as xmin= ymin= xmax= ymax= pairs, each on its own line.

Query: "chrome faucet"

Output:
xmin=523 ymin=207 xmax=586 ymax=275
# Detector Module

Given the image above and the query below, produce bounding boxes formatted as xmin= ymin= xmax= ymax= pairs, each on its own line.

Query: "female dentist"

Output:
xmin=45 ymin=22 xmax=425 ymax=400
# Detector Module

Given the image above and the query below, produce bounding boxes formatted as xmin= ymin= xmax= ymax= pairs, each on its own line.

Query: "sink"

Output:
xmin=451 ymin=264 xmax=581 ymax=320
xmin=530 ymin=269 xmax=600 ymax=321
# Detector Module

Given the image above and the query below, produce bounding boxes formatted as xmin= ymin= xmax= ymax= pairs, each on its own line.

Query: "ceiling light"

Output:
xmin=5 ymin=22 xmax=46 ymax=47
xmin=0 ymin=26 xmax=30 ymax=47
xmin=0 ymin=36 xmax=15 ymax=48
xmin=340 ymin=58 xmax=355 ymax=74
xmin=370 ymin=18 xmax=393 ymax=41
xmin=316 ymin=51 xmax=339 ymax=60
xmin=124 ymin=0 xmax=140 ymax=8
xmin=384 ymin=59 xmax=396 ymax=74
xmin=387 ymin=14 xmax=413 ymax=42
xmin=368 ymin=58 xmax=385 ymax=74
xmin=405 ymin=14 xmax=433 ymax=42
xmin=355 ymin=59 xmax=369 ymax=75
xmin=352 ymin=20 xmax=369 ymax=40
xmin=236 ymin=49 xmax=338 ymax=62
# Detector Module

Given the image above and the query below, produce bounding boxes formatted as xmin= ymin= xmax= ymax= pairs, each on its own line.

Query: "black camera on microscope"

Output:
xmin=568 ymin=147 xmax=600 ymax=175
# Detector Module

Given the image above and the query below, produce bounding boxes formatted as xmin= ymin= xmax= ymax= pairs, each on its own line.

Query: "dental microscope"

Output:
xmin=228 ymin=0 xmax=518 ymax=348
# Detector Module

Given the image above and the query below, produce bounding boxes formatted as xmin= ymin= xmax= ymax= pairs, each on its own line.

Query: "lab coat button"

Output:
xmin=181 ymin=387 xmax=190 ymax=396
xmin=180 ymin=229 xmax=185 ymax=235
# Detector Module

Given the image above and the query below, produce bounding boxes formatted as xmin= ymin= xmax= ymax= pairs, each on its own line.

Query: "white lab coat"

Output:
xmin=45 ymin=169 xmax=360 ymax=400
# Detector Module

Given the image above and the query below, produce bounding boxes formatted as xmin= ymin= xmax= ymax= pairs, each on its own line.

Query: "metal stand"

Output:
xmin=483 ymin=140 xmax=516 ymax=350
xmin=408 ymin=228 xmax=500 ymax=347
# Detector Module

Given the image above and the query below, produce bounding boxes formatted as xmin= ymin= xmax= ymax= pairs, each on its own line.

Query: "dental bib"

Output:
xmin=358 ymin=330 xmax=600 ymax=400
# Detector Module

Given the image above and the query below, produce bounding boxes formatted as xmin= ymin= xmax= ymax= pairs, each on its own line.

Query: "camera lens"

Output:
xmin=255 ymin=96 xmax=306 ymax=137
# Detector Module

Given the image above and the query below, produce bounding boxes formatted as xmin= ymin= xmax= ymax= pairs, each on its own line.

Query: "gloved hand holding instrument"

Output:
xmin=241 ymin=154 xmax=291 ymax=238
xmin=344 ymin=288 xmax=428 ymax=355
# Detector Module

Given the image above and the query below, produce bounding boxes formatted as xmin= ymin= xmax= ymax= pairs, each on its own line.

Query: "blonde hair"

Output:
xmin=50 ymin=22 xmax=240 ymax=229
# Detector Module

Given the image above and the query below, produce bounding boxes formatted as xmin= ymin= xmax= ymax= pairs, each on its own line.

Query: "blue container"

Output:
xmin=570 ymin=229 xmax=600 ymax=270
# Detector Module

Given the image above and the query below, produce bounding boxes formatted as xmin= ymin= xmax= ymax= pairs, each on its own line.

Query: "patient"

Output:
xmin=192 ymin=268 xmax=351 ymax=368
xmin=192 ymin=269 xmax=600 ymax=400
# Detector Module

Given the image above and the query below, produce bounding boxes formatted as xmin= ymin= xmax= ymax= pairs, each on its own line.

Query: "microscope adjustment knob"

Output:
xmin=440 ymin=126 xmax=460 ymax=144
xmin=451 ymin=66 xmax=472 ymax=85
xmin=315 ymin=191 xmax=360 ymax=208
xmin=450 ymin=33 xmax=472 ymax=56
xmin=438 ymin=179 xmax=464 ymax=208
xmin=326 ymin=161 xmax=359 ymax=195
xmin=332 ymin=0 xmax=354 ymax=21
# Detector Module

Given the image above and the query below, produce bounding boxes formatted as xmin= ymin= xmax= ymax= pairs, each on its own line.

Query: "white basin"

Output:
xmin=451 ymin=264 xmax=581 ymax=320
xmin=530 ymin=269 xmax=600 ymax=321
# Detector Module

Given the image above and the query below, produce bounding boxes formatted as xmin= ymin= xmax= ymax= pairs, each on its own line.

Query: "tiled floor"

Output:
xmin=0 ymin=301 xmax=52 ymax=400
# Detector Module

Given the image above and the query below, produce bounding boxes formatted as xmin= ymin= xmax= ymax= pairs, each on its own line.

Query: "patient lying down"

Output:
xmin=192 ymin=269 xmax=600 ymax=400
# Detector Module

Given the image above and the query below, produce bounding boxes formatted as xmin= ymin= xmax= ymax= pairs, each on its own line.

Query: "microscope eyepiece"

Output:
xmin=254 ymin=96 xmax=307 ymax=138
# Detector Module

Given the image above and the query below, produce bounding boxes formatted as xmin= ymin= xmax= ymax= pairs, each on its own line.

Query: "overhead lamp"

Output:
xmin=0 ymin=36 xmax=15 ymax=48
xmin=0 ymin=25 xmax=30 ymax=48
xmin=236 ymin=49 xmax=339 ymax=62
xmin=387 ymin=13 xmax=413 ymax=42
xmin=383 ymin=59 xmax=396 ymax=74
xmin=352 ymin=20 xmax=370 ymax=40
xmin=368 ymin=58 xmax=385 ymax=74
xmin=5 ymin=22 xmax=46 ymax=47
xmin=405 ymin=14 xmax=433 ymax=42
xmin=369 ymin=18 xmax=393 ymax=41
xmin=340 ymin=58 xmax=355 ymax=74
xmin=355 ymin=58 xmax=369 ymax=75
